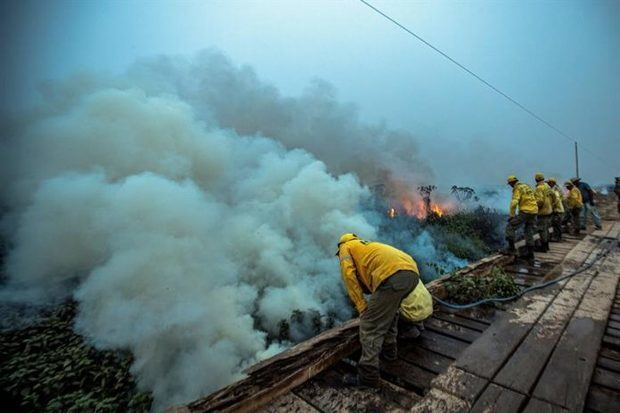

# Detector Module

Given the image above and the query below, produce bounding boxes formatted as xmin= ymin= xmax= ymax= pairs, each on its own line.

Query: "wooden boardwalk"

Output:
xmin=169 ymin=220 xmax=620 ymax=413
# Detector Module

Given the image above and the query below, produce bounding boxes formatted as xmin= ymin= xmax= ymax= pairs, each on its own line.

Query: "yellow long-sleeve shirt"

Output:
xmin=550 ymin=187 xmax=565 ymax=213
xmin=338 ymin=239 xmax=419 ymax=314
xmin=509 ymin=183 xmax=538 ymax=217
xmin=566 ymin=187 xmax=583 ymax=209
xmin=535 ymin=182 xmax=554 ymax=216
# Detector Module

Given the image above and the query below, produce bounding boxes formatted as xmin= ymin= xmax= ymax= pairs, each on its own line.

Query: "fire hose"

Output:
xmin=431 ymin=237 xmax=618 ymax=310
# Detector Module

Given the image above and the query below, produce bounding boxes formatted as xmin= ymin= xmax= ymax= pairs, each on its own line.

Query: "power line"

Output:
xmin=357 ymin=0 xmax=616 ymax=172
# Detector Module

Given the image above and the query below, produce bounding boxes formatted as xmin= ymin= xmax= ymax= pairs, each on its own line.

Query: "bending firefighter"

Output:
xmin=505 ymin=175 xmax=538 ymax=260
xmin=336 ymin=233 xmax=422 ymax=388
xmin=547 ymin=177 xmax=565 ymax=242
xmin=534 ymin=173 xmax=554 ymax=252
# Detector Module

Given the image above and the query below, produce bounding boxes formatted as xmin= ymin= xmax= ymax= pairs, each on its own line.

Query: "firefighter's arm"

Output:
xmin=509 ymin=188 xmax=520 ymax=217
xmin=339 ymin=248 xmax=367 ymax=314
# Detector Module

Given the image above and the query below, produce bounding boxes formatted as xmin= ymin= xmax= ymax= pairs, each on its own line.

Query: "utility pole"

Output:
xmin=574 ymin=141 xmax=579 ymax=179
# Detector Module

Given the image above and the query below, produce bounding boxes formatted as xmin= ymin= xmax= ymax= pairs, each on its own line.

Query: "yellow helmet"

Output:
xmin=547 ymin=177 xmax=557 ymax=184
xmin=507 ymin=175 xmax=518 ymax=184
xmin=564 ymin=181 xmax=573 ymax=188
xmin=336 ymin=233 xmax=358 ymax=255
xmin=534 ymin=172 xmax=545 ymax=182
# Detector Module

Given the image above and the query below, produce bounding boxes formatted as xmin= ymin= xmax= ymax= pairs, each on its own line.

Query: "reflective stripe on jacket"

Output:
xmin=509 ymin=182 xmax=538 ymax=217
xmin=339 ymin=240 xmax=419 ymax=313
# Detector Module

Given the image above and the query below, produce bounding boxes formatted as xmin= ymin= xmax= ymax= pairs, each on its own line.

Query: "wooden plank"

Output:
xmin=608 ymin=320 xmax=620 ymax=330
xmin=380 ymin=357 xmax=437 ymax=392
xmin=432 ymin=312 xmax=488 ymax=332
xmin=469 ymin=383 xmax=526 ymax=413
xmin=410 ymin=388 xmax=470 ymax=413
xmin=598 ymin=356 xmax=620 ymax=373
xmin=255 ymin=393 xmax=320 ymax=413
xmin=603 ymin=335 xmax=620 ymax=349
xmin=424 ymin=317 xmax=481 ymax=343
xmin=441 ymin=306 xmax=498 ymax=325
xmin=592 ymin=367 xmax=620 ymax=391
xmin=532 ymin=251 xmax=620 ymax=410
xmin=454 ymin=290 xmax=557 ymax=379
xmin=333 ymin=362 xmax=421 ymax=410
xmin=294 ymin=369 xmax=406 ymax=413
xmin=493 ymin=266 xmax=595 ymax=393
xmin=606 ymin=327 xmax=620 ymax=338
xmin=397 ymin=341 xmax=454 ymax=374
xmin=429 ymin=366 xmax=487 ymax=404
xmin=521 ymin=398 xmax=568 ymax=413
xmin=417 ymin=330 xmax=469 ymax=359
xmin=585 ymin=385 xmax=620 ymax=413
xmin=601 ymin=347 xmax=620 ymax=361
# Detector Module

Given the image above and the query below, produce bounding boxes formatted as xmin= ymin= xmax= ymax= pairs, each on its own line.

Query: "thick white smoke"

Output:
xmin=0 ymin=83 xmax=377 ymax=409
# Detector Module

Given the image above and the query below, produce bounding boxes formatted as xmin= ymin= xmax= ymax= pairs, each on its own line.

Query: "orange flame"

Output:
xmin=431 ymin=204 xmax=444 ymax=217
xmin=394 ymin=196 xmax=450 ymax=219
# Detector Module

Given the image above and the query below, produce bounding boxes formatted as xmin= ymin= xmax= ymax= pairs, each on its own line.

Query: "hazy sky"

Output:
xmin=2 ymin=0 xmax=618 ymax=185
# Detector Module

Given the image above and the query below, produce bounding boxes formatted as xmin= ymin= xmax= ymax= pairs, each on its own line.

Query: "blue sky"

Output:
xmin=2 ymin=0 xmax=618 ymax=185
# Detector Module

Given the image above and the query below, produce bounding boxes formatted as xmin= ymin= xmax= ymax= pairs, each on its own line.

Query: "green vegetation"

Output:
xmin=443 ymin=266 xmax=521 ymax=304
xmin=429 ymin=206 xmax=506 ymax=260
xmin=0 ymin=302 xmax=152 ymax=413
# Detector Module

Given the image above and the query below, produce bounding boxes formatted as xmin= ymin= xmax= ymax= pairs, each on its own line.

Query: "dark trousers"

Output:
xmin=551 ymin=212 xmax=563 ymax=240
xmin=358 ymin=270 xmax=418 ymax=384
xmin=506 ymin=212 xmax=537 ymax=247
xmin=537 ymin=214 xmax=552 ymax=243
xmin=570 ymin=207 xmax=582 ymax=234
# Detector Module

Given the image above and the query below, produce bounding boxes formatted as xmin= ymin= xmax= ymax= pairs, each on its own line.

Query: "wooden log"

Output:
xmin=254 ymin=393 xmax=320 ymax=413
xmin=176 ymin=319 xmax=360 ymax=413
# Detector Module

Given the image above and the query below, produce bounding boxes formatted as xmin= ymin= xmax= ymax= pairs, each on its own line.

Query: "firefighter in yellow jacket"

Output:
xmin=337 ymin=233 xmax=418 ymax=387
xmin=505 ymin=175 xmax=538 ymax=261
xmin=564 ymin=181 xmax=583 ymax=235
xmin=547 ymin=177 xmax=565 ymax=242
xmin=534 ymin=173 xmax=554 ymax=252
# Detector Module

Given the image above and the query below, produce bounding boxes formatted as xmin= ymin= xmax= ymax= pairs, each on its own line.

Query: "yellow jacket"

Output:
xmin=338 ymin=239 xmax=419 ymax=313
xmin=509 ymin=183 xmax=538 ymax=217
xmin=566 ymin=187 xmax=583 ymax=209
xmin=535 ymin=182 xmax=553 ymax=216
xmin=550 ymin=187 xmax=565 ymax=213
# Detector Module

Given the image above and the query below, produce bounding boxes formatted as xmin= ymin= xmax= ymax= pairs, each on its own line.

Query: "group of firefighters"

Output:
xmin=504 ymin=173 xmax=602 ymax=262
xmin=333 ymin=174 xmax=608 ymax=389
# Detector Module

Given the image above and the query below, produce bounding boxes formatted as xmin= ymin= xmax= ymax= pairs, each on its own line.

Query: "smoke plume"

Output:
xmin=0 ymin=50 xmax=445 ymax=410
